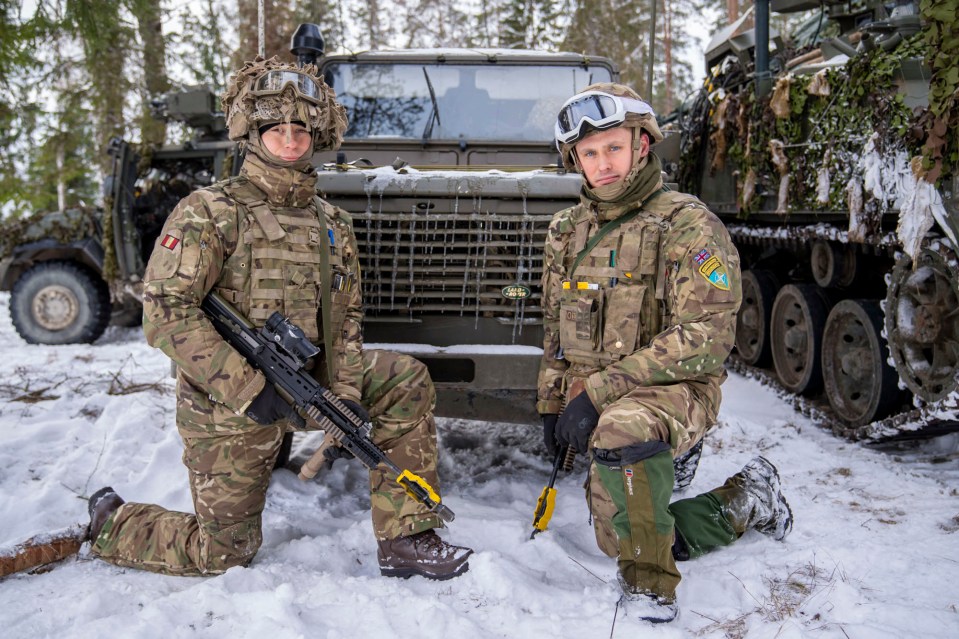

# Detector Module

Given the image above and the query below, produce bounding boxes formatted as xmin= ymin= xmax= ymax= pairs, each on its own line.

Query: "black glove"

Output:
xmin=322 ymin=444 xmax=354 ymax=470
xmin=554 ymin=393 xmax=600 ymax=452
xmin=542 ymin=414 xmax=559 ymax=457
xmin=246 ymin=384 xmax=294 ymax=425
xmin=340 ymin=398 xmax=370 ymax=424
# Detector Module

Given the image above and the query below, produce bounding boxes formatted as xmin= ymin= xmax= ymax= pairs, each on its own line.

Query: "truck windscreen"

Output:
xmin=324 ymin=62 xmax=613 ymax=143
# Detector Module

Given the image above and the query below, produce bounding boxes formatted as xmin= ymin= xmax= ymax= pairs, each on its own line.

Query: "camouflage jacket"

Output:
xmin=536 ymin=182 xmax=742 ymax=416
xmin=142 ymin=153 xmax=363 ymax=433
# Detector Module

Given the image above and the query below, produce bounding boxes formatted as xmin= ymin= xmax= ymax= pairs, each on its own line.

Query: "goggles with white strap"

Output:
xmin=554 ymin=90 xmax=656 ymax=148
xmin=251 ymin=70 xmax=323 ymax=103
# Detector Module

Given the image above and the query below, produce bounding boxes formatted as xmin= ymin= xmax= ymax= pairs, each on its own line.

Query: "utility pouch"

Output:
xmin=559 ymin=288 xmax=603 ymax=352
xmin=602 ymin=284 xmax=645 ymax=357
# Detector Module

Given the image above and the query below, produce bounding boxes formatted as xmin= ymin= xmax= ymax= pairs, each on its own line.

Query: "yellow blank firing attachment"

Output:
xmin=531 ymin=486 xmax=557 ymax=532
xmin=397 ymin=469 xmax=441 ymax=507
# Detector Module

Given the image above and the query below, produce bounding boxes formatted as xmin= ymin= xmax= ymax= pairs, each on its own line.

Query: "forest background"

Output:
xmin=0 ymin=0 xmax=806 ymax=219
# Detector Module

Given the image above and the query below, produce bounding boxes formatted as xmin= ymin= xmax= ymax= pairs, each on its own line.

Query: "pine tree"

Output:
xmin=354 ymin=0 xmax=388 ymax=49
xmin=175 ymin=0 xmax=233 ymax=94
xmin=234 ymin=0 xmax=297 ymax=64
xmin=498 ymin=0 xmax=565 ymax=49
xmin=26 ymin=87 xmax=97 ymax=215
xmin=293 ymin=0 xmax=349 ymax=53
xmin=1 ymin=0 xmax=99 ymax=219
xmin=471 ymin=0 xmax=503 ymax=47
xmin=129 ymin=0 xmax=170 ymax=148
xmin=64 ymin=0 xmax=132 ymax=175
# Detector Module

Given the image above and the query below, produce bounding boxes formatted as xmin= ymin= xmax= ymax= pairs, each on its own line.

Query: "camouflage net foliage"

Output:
xmin=916 ymin=0 xmax=959 ymax=185
xmin=679 ymin=0 xmax=959 ymax=223
xmin=704 ymin=32 xmax=925 ymax=218
xmin=0 ymin=208 xmax=99 ymax=261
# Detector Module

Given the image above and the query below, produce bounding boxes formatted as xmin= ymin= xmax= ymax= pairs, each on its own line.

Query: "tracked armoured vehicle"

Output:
xmin=663 ymin=0 xmax=958 ymax=440
xmin=0 ymin=25 xmax=618 ymax=423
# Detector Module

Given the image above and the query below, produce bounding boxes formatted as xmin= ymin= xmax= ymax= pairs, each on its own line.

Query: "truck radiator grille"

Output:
xmin=353 ymin=210 xmax=552 ymax=321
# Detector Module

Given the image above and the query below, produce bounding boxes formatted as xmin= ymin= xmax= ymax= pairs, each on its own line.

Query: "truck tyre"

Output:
xmin=10 ymin=261 xmax=111 ymax=345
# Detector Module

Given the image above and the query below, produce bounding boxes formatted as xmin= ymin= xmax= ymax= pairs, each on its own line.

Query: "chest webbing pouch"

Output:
xmin=222 ymin=180 xmax=286 ymax=241
xmin=314 ymin=196 xmax=335 ymax=386
xmin=570 ymin=186 xmax=667 ymax=279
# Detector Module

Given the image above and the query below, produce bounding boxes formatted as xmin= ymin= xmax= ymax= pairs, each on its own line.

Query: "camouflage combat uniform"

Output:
xmin=90 ymin=153 xmax=443 ymax=576
xmin=537 ymin=152 xmax=744 ymax=600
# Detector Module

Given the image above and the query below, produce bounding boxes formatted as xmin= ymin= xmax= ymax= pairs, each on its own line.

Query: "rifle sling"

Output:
xmin=314 ymin=196 xmax=336 ymax=386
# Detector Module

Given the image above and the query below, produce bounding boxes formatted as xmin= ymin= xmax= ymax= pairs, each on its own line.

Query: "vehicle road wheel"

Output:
xmin=10 ymin=261 xmax=111 ymax=345
xmin=822 ymin=300 xmax=900 ymax=426
xmin=770 ymin=283 xmax=829 ymax=395
xmin=735 ymin=269 xmax=778 ymax=366
xmin=885 ymin=249 xmax=959 ymax=402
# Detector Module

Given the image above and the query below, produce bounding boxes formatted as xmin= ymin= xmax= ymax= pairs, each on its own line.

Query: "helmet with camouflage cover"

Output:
xmin=222 ymin=56 xmax=347 ymax=162
xmin=555 ymin=82 xmax=664 ymax=173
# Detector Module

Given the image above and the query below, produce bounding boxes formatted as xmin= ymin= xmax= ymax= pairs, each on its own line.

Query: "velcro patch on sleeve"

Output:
xmin=694 ymin=249 xmax=730 ymax=291
xmin=145 ymin=229 xmax=184 ymax=281
xmin=160 ymin=234 xmax=180 ymax=250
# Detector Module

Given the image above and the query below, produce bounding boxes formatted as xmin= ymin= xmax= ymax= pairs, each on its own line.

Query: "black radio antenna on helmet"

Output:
xmin=290 ymin=23 xmax=325 ymax=68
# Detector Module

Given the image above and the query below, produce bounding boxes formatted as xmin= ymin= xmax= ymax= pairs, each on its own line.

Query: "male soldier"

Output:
xmin=86 ymin=58 xmax=472 ymax=580
xmin=538 ymin=84 xmax=793 ymax=622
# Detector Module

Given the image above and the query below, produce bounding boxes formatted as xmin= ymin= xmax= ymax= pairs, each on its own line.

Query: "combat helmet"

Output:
xmin=555 ymin=82 xmax=664 ymax=173
xmin=222 ymin=56 xmax=347 ymax=165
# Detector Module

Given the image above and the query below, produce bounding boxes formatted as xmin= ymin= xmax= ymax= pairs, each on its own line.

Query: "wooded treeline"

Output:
xmin=0 ymin=0 xmax=749 ymax=219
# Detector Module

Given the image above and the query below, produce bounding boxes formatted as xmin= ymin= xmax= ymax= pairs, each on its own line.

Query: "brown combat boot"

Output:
xmin=87 ymin=487 xmax=125 ymax=543
xmin=377 ymin=529 xmax=473 ymax=580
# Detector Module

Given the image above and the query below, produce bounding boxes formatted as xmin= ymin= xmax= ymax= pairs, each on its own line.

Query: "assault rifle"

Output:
xmin=201 ymin=292 xmax=455 ymax=524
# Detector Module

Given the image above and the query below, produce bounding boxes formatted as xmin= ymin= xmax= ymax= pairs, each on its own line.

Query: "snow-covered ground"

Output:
xmin=2 ymin=290 xmax=958 ymax=638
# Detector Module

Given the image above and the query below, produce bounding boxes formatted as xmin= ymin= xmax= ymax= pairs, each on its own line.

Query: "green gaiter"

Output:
xmin=594 ymin=450 xmax=680 ymax=599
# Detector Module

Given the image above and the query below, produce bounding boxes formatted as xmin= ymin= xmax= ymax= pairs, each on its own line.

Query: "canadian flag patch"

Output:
xmin=160 ymin=234 xmax=180 ymax=250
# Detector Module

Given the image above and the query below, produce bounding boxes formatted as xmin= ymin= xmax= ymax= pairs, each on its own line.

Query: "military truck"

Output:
xmin=663 ymin=0 xmax=958 ymax=440
xmin=0 ymin=26 xmax=618 ymax=423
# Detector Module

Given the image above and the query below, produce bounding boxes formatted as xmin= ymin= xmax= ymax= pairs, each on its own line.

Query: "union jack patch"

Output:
xmin=160 ymin=234 xmax=180 ymax=251
xmin=697 ymin=250 xmax=731 ymax=291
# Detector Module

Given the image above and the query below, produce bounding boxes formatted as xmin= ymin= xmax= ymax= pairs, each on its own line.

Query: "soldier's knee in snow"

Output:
xmin=198 ymin=519 xmax=262 ymax=573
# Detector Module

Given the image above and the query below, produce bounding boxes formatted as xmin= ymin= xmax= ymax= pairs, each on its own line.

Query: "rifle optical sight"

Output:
xmin=264 ymin=312 xmax=320 ymax=367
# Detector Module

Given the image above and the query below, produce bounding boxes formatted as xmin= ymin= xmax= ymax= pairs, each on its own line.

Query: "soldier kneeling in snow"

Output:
xmin=87 ymin=57 xmax=471 ymax=580
xmin=538 ymin=83 xmax=793 ymax=623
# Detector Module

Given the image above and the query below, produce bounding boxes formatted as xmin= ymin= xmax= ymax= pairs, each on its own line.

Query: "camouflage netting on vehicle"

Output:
xmin=0 ymin=208 xmax=99 ymax=260
xmin=683 ymin=2 xmax=958 ymax=229
xmin=916 ymin=0 xmax=959 ymax=185
xmin=701 ymin=33 xmax=924 ymax=220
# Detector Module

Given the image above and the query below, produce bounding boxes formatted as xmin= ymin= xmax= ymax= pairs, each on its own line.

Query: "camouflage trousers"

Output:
xmin=91 ymin=349 xmax=442 ymax=576
xmin=585 ymin=381 xmax=718 ymax=600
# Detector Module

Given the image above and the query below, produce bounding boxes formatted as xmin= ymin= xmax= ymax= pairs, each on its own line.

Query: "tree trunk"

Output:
xmin=234 ymin=0 xmax=296 ymax=66
xmin=56 ymin=138 xmax=66 ymax=213
xmin=67 ymin=0 xmax=130 ymax=176
xmin=663 ymin=0 xmax=672 ymax=110
xmin=727 ymin=0 xmax=739 ymax=23
xmin=130 ymin=0 xmax=170 ymax=148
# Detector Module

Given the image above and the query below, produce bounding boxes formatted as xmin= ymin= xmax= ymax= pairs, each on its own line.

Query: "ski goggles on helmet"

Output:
xmin=251 ymin=70 xmax=323 ymax=103
xmin=554 ymin=91 xmax=656 ymax=147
